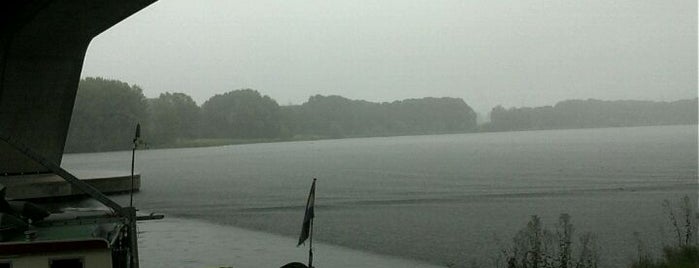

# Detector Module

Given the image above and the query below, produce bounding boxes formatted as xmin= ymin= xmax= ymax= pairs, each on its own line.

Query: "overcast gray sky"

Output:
xmin=81 ymin=0 xmax=697 ymax=114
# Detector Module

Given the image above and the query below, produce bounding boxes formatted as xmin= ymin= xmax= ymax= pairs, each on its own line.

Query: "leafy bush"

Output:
xmin=499 ymin=214 xmax=598 ymax=268
xmin=630 ymin=196 xmax=697 ymax=268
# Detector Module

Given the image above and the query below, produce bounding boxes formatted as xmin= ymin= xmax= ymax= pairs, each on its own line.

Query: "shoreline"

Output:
xmin=65 ymin=123 xmax=697 ymax=154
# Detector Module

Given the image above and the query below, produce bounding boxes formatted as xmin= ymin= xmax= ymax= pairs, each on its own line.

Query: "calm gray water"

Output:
xmin=63 ymin=125 xmax=698 ymax=267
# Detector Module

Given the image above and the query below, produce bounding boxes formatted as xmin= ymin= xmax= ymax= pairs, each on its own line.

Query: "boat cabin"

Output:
xmin=0 ymin=185 xmax=130 ymax=268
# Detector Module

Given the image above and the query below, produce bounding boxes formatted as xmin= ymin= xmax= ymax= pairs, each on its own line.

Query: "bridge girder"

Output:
xmin=0 ymin=0 xmax=156 ymax=175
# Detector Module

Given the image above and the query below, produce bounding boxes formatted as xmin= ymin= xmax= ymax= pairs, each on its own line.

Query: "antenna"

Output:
xmin=130 ymin=123 xmax=140 ymax=208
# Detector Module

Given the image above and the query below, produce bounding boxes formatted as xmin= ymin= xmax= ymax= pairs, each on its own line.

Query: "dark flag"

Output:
xmin=297 ymin=178 xmax=316 ymax=246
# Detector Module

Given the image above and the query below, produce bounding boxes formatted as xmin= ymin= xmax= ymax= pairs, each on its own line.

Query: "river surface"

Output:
xmin=62 ymin=125 xmax=698 ymax=267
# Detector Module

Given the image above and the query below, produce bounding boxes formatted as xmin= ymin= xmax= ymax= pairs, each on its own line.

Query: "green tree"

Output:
xmin=201 ymin=89 xmax=282 ymax=139
xmin=65 ymin=77 xmax=148 ymax=152
xmin=147 ymin=92 xmax=200 ymax=145
xmin=290 ymin=95 xmax=478 ymax=138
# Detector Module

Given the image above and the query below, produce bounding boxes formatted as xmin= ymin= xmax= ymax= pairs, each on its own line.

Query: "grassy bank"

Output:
xmin=143 ymin=124 xmax=697 ymax=151
xmin=143 ymin=130 xmax=479 ymax=150
xmin=144 ymin=135 xmax=335 ymax=150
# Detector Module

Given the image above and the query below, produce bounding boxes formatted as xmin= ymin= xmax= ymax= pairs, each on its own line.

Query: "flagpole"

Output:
xmin=129 ymin=141 xmax=136 ymax=207
xmin=308 ymin=217 xmax=314 ymax=268
xmin=129 ymin=123 xmax=141 ymax=268
xmin=130 ymin=123 xmax=140 ymax=208
xmin=308 ymin=178 xmax=316 ymax=268
xmin=297 ymin=178 xmax=316 ymax=267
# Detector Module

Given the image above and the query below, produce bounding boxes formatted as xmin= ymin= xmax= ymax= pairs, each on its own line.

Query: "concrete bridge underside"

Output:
xmin=0 ymin=0 xmax=155 ymax=176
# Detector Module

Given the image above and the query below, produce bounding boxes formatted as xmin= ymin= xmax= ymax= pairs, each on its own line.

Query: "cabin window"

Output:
xmin=49 ymin=257 xmax=83 ymax=268
xmin=0 ymin=260 xmax=11 ymax=268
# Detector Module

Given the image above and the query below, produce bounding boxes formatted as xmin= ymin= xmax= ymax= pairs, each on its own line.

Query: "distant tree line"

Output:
xmin=65 ymin=77 xmax=697 ymax=153
xmin=482 ymin=98 xmax=698 ymax=132
xmin=282 ymin=95 xmax=478 ymax=138
xmin=65 ymin=77 xmax=477 ymax=152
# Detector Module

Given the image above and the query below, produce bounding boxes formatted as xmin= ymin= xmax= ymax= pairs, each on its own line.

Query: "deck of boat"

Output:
xmin=0 ymin=171 xmax=139 ymax=200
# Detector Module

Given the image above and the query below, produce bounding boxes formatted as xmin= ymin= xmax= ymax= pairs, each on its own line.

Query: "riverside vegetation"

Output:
xmin=454 ymin=196 xmax=696 ymax=268
xmin=629 ymin=196 xmax=698 ymax=268
xmin=65 ymin=77 xmax=697 ymax=153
